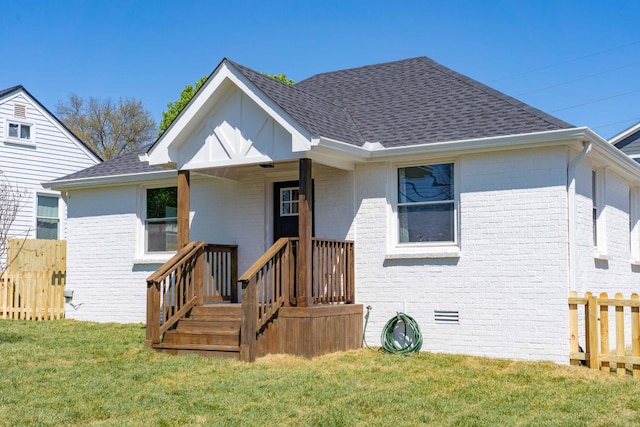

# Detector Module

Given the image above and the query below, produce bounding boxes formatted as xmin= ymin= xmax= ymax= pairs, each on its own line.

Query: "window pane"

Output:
xmin=147 ymin=187 xmax=177 ymax=219
xmin=37 ymin=218 xmax=58 ymax=240
xmin=398 ymin=203 xmax=454 ymax=242
xmin=291 ymin=200 xmax=299 ymax=214
xmin=282 ymin=189 xmax=290 ymax=202
xmin=398 ymin=164 xmax=453 ymax=203
xmin=147 ymin=220 xmax=178 ymax=252
xmin=38 ymin=196 xmax=59 ymax=217
xmin=20 ymin=124 xmax=30 ymax=139
xmin=282 ymin=202 xmax=290 ymax=215
xmin=8 ymin=123 xmax=18 ymax=138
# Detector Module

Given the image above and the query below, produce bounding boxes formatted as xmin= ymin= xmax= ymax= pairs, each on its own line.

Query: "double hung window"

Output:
xmin=36 ymin=195 xmax=60 ymax=240
xmin=397 ymin=163 xmax=455 ymax=243
xmin=146 ymin=187 xmax=177 ymax=253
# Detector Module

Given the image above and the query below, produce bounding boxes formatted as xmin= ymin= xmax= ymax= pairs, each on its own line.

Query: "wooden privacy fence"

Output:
xmin=0 ymin=270 xmax=66 ymax=320
xmin=1 ymin=239 xmax=67 ymax=320
xmin=569 ymin=291 xmax=640 ymax=377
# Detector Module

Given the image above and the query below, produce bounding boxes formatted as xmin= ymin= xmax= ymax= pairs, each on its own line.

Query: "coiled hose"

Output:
xmin=380 ymin=312 xmax=423 ymax=354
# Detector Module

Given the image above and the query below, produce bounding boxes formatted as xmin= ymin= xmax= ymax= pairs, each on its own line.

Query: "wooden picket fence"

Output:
xmin=569 ymin=291 xmax=640 ymax=377
xmin=0 ymin=239 xmax=67 ymax=320
xmin=0 ymin=270 xmax=66 ymax=320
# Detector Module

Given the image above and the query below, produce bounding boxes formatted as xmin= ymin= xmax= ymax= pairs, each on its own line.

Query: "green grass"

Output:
xmin=1 ymin=321 xmax=640 ymax=426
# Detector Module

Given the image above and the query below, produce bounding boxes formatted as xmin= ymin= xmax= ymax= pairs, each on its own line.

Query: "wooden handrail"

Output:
xmin=147 ymin=241 xmax=203 ymax=283
xmin=145 ymin=241 xmax=238 ymax=347
xmin=239 ymin=238 xmax=295 ymax=282
xmin=239 ymin=238 xmax=294 ymax=361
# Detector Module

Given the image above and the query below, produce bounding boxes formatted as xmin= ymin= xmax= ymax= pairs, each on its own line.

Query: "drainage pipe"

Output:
xmin=567 ymin=141 xmax=592 ymax=292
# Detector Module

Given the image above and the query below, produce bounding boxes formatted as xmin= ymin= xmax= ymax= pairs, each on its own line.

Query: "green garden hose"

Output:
xmin=381 ymin=312 xmax=423 ymax=354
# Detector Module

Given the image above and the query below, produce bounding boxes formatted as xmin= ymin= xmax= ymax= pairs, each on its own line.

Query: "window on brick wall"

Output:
xmin=397 ymin=163 xmax=455 ymax=243
xmin=592 ymin=169 xmax=606 ymax=255
xmin=145 ymin=187 xmax=177 ymax=253
xmin=630 ymin=188 xmax=640 ymax=262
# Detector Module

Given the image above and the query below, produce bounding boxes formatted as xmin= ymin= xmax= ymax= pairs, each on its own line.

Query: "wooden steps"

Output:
xmin=152 ymin=304 xmax=242 ymax=359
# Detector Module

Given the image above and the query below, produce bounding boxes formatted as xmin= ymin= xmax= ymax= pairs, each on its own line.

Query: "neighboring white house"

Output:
xmin=0 ymin=86 xmax=100 ymax=261
xmin=47 ymin=57 xmax=640 ymax=364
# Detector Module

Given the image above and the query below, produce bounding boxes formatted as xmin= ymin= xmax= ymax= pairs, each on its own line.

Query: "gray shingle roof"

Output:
xmin=228 ymin=60 xmax=365 ymax=144
xmin=53 ymin=144 xmax=165 ymax=181
xmin=292 ymin=57 xmax=573 ymax=147
xmin=0 ymin=85 xmax=23 ymax=99
xmin=54 ymin=56 xmax=575 ymax=182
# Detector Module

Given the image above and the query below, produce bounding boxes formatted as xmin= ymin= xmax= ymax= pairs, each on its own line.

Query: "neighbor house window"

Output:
xmin=36 ymin=195 xmax=59 ymax=240
xmin=146 ymin=187 xmax=177 ymax=252
xmin=7 ymin=121 xmax=32 ymax=142
xmin=397 ymin=163 xmax=455 ymax=243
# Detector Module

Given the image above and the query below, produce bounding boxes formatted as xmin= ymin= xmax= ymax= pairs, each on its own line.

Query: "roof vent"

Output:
xmin=434 ymin=310 xmax=459 ymax=324
xmin=14 ymin=104 xmax=26 ymax=118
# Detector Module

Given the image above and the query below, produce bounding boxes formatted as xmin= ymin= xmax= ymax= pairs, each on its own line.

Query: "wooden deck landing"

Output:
xmin=152 ymin=303 xmax=363 ymax=360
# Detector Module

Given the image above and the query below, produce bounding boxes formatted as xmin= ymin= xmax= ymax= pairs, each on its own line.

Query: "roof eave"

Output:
xmin=43 ymin=170 xmax=177 ymax=190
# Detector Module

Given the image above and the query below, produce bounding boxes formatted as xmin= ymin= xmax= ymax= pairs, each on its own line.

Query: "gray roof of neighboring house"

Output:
xmin=52 ymin=56 xmax=574 ymax=182
xmin=613 ymin=126 xmax=640 ymax=157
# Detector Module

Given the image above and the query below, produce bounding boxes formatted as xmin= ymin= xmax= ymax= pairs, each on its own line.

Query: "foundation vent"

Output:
xmin=14 ymin=104 xmax=26 ymax=118
xmin=434 ymin=310 xmax=459 ymax=324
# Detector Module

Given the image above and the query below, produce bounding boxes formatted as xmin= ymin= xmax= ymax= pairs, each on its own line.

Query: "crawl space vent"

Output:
xmin=434 ymin=310 xmax=459 ymax=324
xmin=14 ymin=104 xmax=26 ymax=118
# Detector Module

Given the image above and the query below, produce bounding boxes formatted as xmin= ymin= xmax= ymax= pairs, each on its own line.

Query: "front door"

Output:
xmin=273 ymin=180 xmax=314 ymax=242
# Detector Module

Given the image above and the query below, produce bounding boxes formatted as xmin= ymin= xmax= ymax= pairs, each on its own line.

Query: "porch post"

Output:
xmin=297 ymin=158 xmax=314 ymax=307
xmin=177 ymin=170 xmax=190 ymax=249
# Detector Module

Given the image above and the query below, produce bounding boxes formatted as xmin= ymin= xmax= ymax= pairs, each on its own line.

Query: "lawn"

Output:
xmin=1 ymin=320 xmax=640 ymax=426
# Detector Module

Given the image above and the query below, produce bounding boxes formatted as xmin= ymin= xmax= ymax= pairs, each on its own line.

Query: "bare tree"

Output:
xmin=56 ymin=94 xmax=156 ymax=160
xmin=0 ymin=171 xmax=26 ymax=275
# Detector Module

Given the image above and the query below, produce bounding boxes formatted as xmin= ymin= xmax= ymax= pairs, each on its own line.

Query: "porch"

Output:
xmin=145 ymin=159 xmax=362 ymax=361
xmin=145 ymin=238 xmax=362 ymax=361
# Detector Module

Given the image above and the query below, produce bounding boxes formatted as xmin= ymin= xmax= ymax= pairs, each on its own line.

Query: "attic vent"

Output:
xmin=14 ymin=104 xmax=26 ymax=118
xmin=434 ymin=310 xmax=459 ymax=324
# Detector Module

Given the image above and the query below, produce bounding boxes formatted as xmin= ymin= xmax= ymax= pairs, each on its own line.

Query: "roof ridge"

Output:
xmin=295 ymin=57 xmax=424 ymax=85
xmin=416 ymin=57 xmax=573 ymax=129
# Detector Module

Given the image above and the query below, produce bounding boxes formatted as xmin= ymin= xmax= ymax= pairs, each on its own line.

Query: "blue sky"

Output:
xmin=4 ymin=0 xmax=639 ymax=139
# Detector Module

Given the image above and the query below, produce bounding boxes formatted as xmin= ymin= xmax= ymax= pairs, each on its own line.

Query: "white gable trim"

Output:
xmin=609 ymin=121 xmax=640 ymax=145
xmin=146 ymin=60 xmax=312 ymax=169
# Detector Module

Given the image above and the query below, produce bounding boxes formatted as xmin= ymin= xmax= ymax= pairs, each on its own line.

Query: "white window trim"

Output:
xmin=4 ymin=118 xmax=35 ymax=146
xmin=386 ymin=159 xmax=461 ymax=259
xmin=592 ymin=168 xmax=608 ymax=260
xmin=134 ymin=183 xmax=180 ymax=264
xmin=34 ymin=190 xmax=63 ymax=240
xmin=630 ymin=188 xmax=640 ymax=265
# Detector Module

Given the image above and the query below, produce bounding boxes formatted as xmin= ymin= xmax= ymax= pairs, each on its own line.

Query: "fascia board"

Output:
xmin=316 ymin=128 xmax=591 ymax=161
xmin=609 ymin=121 xmax=640 ymax=145
xmin=43 ymin=170 xmax=177 ymax=191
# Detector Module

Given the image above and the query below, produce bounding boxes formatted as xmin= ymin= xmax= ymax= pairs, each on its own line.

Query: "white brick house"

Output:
xmin=47 ymin=58 xmax=640 ymax=363
xmin=0 ymin=86 xmax=100 ymax=263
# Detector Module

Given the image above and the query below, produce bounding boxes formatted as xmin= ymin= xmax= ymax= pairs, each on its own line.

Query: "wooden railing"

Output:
xmin=569 ymin=291 xmax=640 ymax=377
xmin=312 ymin=238 xmax=355 ymax=304
xmin=238 ymin=237 xmax=355 ymax=361
xmin=239 ymin=238 xmax=294 ymax=361
xmin=145 ymin=242 xmax=238 ymax=347
xmin=203 ymin=244 xmax=239 ymax=303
